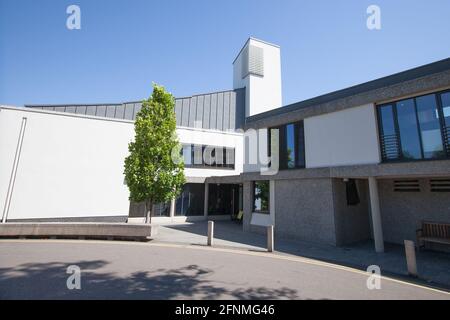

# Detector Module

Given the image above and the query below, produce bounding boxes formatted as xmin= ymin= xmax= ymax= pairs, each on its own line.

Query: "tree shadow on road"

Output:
xmin=0 ymin=261 xmax=298 ymax=300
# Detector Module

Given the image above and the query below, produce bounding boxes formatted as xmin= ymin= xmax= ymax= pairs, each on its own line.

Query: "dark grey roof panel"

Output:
xmin=124 ymin=103 xmax=134 ymax=120
xmin=76 ymin=106 xmax=86 ymax=115
xmin=202 ymin=94 xmax=211 ymax=130
xmin=217 ymin=92 xmax=224 ymax=131
xmin=188 ymin=96 xmax=197 ymax=128
xmin=181 ymin=98 xmax=190 ymax=127
xmin=223 ymin=91 xmax=230 ymax=130
xmin=133 ymin=103 xmax=142 ymax=119
xmin=235 ymin=89 xmax=246 ymax=129
xmin=96 ymin=105 xmax=107 ymax=117
xmin=196 ymin=95 xmax=204 ymax=129
xmin=86 ymin=105 xmax=96 ymax=116
xmin=106 ymin=105 xmax=115 ymax=118
xmin=174 ymin=99 xmax=182 ymax=125
xmin=66 ymin=106 xmax=76 ymax=113
xmin=209 ymin=93 xmax=217 ymax=130
xmin=229 ymin=91 xmax=236 ymax=130
xmin=25 ymin=88 xmax=246 ymax=132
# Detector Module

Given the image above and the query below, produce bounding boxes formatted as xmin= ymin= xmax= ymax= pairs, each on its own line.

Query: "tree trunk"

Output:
xmin=145 ymin=199 xmax=153 ymax=224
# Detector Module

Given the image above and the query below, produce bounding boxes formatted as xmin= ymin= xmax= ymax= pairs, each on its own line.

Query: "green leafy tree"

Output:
xmin=124 ymin=84 xmax=185 ymax=223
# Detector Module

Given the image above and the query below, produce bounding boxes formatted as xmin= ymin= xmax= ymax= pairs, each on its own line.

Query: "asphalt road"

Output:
xmin=0 ymin=240 xmax=448 ymax=300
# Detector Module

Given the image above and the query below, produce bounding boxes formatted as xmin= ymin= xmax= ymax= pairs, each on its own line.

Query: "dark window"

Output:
xmin=286 ymin=124 xmax=296 ymax=169
xmin=269 ymin=121 xmax=305 ymax=170
xmin=175 ymin=183 xmax=204 ymax=216
xmin=295 ymin=121 xmax=306 ymax=168
xmin=181 ymin=144 xmax=235 ymax=169
xmin=153 ymin=202 xmax=170 ymax=217
xmin=439 ymin=92 xmax=450 ymax=154
xmin=345 ymin=179 xmax=360 ymax=206
xmin=377 ymin=90 xmax=450 ymax=162
xmin=378 ymin=104 xmax=400 ymax=160
xmin=253 ymin=181 xmax=269 ymax=213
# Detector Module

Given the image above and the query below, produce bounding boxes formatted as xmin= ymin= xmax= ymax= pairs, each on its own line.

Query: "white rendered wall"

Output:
xmin=0 ymin=107 xmax=134 ymax=220
xmin=304 ymin=104 xmax=381 ymax=168
xmin=0 ymin=107 xmax=242 ymax=220
xmin=233 ymin=38 xmax=282 ymax=117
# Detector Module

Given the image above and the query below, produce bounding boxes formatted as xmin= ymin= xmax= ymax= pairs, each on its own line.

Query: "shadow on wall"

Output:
xmin=0 ymin=260 xmax=298 ymax=300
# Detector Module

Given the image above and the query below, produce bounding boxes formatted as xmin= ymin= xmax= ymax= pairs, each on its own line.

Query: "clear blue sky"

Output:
xmin=1 ymin=0 xmax=449 ymax=107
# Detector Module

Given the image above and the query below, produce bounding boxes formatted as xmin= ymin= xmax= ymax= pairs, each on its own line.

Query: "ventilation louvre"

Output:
xmin=393 ymin=179 xmax=420 ymax=192
xmin=241 ymin=45 xmax=264 ymax=79
xmin=430 ymin=179 xmax=450 ymax=192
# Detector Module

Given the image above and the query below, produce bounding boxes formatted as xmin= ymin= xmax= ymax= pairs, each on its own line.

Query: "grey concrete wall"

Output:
xmin=379 ymin=178 xmax=450 ymax=245
xmin=274 ymin=178 xmax=337 ymax=245
xmin=332 ymin=179 xmax=371 ymax=246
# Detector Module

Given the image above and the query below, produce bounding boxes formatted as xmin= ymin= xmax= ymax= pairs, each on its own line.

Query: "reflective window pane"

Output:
xmin=175 ymin=183 xmax=204 ymax=216
xmin=396 ymin=99 xmax=422 ymax=159
xmin=416 ymin=94 xmax=445 ymax=159
xmin=379 ymin=104 xmax=399 ymax=160
xmin=286 ymin=124 xmax=295 ymax=169
xmin=153 ymin=202 xmax=170 ymax=217
xmin=253 ymin=181 xmax=269 ymax=213
xmin=440 ymin=92 xmax=450 ymax=127
xmin=379 ymin=105 xmax=396 ymax=136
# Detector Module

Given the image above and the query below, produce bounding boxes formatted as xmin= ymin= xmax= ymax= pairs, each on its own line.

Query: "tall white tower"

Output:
xmin=233 ymin=37 xmax=282 ymax=118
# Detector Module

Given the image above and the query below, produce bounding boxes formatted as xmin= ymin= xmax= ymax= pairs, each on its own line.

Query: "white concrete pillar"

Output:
xmin=204 ymin=183 xmax=209 ymax=217
xmin=267 ymin=225 xmax=274 ymax=252
xmin=368 ymin=177 xmax=384 ymax=253
xmin=170 ymin=198 xmax=175 ymax=221
xmin=404 ymin=240 xmax=418 ymax=277
xmin=207 ymin=221 xmax=214 ymax=246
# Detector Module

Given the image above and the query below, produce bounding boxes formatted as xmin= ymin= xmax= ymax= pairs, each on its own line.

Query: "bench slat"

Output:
xmin=420 ymin=221 xmax=450 ymax=240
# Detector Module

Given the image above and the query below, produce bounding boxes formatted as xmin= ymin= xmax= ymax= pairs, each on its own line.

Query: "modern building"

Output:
xmin=1 ymin=38 xmax=450 ymax=252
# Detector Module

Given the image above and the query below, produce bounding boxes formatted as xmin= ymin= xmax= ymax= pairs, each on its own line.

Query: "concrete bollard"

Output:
xmin=404 ymin=240 xmax=418 ymax=277
xmin=207 ymin=221 xmax=214 ymax=246
xmin=267 ymin=225 xmax=274 ymax=252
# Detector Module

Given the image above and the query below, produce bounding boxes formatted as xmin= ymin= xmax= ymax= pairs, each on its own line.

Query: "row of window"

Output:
xmin=265 ymin=90 xmax=450 ymax=170
xmin=269 ymin=121 xmax=306 ymax=170
xmin=378 ymin=90 xmax=450 ymax=161
xmin=153 ymin=183 xmax=244 ymax=217
xmin=181 ymin=144 xmax=235 ymax=169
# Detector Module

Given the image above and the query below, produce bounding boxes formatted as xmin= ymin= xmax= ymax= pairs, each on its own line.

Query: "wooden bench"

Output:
xmin=416 ymin=221 xmax=450 ymax=250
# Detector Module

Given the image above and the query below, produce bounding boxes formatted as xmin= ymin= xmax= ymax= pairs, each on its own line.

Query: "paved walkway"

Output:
xmin=154 ymin=221 xmax=450 ymax=290
xmin=0 ymin=240 xmax=448 ymax=299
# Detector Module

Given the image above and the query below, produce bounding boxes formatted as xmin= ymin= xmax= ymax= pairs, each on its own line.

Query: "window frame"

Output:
xmin=268 ymin=121 xmax=306 ymax=171
xmin=377 ymin=89 xmax=450 ymax=163
xmin=181 ymin=144 xmax=235 ymax=170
